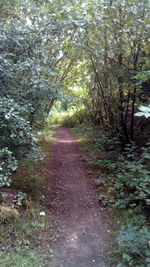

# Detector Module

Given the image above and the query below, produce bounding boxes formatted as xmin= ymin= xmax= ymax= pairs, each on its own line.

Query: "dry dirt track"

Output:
xmin=47 ymin=127 xmax=114 ymax=267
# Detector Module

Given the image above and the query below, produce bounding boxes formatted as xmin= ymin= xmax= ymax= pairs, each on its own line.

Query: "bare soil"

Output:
xmin=45 ymin=127 xmax=115 ymax=267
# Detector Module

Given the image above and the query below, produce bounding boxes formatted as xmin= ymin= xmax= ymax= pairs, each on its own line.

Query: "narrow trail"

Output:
xmin=46 ymin=127 xmax=114 ymax=267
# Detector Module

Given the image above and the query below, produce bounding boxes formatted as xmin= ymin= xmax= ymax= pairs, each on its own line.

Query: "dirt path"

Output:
xmin=46 ymin=127 xmax=114 ymax=267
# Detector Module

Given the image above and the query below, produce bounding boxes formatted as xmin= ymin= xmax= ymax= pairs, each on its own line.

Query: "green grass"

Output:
xmin=0 ymin=126 xmax=57 ymax=267
xmin=0 ymin=208 xmax=48 ymax=249
xmin=0 ymin=251 xmax=46 ymax=267
xmin=0 ymin=205 xmax=52 ymax=267
xmin=42 ymin=124 xmax=56 ymax=142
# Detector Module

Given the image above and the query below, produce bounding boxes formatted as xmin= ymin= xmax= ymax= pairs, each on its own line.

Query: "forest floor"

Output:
xmin=43 ymin=127 xmax=115 ymax=267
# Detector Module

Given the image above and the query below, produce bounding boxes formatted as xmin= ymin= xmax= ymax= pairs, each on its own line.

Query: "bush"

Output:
xmin=114 ymin=161 xmax=150 ymax=208
xmin=0 ymin=98 xmax=43 ymax=188
xmin=97 ymin=143 xmax=150 ymax=209
xmin=0 ymin=148 xmax=18 ymax=187
xmin=71 ymin=126 xmax=150 ymax=266
xmin=62 ymin=116 xmax=79 ymax=128
xmin=117 ymin=223 xmax=150 ymax=266
xmin=0 ymin=98 xmax=38 ymax=159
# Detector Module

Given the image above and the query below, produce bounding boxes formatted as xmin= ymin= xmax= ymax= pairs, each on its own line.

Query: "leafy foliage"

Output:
xmin=1 ymin=0 xmax=150 ymax=265
xmin=0 ymin=148 xmax=18 ymax=187
xmin=0 ymin=0 xmax=66 ymax=187
xmin=135 ymin=105 xmax=150 ymax=118
xmin=0 ymin=98 xmax=37 ymax=158
xmin=117 ymin=224 xmax=150 ymax=266
xmin=95 ymin=142 xmax=150 ymax=209
xmin=55 ymin=0 xmax=150 ymax=143
xmin=114 ymin=161 xmax=150 ymax=208
xmin=73 ymin=126 xmax=150 ymax=266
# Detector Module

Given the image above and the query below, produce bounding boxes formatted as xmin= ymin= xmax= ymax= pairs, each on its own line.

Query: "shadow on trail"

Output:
xmin=46 ymin=127 xmax=115 ymax=267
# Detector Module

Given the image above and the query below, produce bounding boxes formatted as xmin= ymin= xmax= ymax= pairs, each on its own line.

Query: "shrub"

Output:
xmin=0 ymin=98 xmax=42 ymax=188
xmin=117 ymin=223 xmax=150 ymax=266
xmin=114 ymin=161 xmax=150 ymax=208
xmin=0 ymin=98 xmax=38 ymax=159
xmin=62 ymin=116 xmax=79 ymax=128
xmin=0 ymin=148 xmax=18 ymax=187
xmin=97 ymin=143 xmax=150 ymax=209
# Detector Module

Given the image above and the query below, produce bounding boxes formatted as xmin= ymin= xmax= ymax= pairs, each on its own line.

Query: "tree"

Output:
xmin=58 ymin=0 xmax=150 ymax=143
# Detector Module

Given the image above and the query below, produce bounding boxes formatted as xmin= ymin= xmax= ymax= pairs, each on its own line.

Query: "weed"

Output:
xmin=15 ymin=192 xmax=27 ymax=207
xmin=0 ymin=122 xmax=55 ymax=266
xmin=0 ymin=250 xmax=47 ymax=267
xmin=41 ymin=124 xmax=56 ymax=142
xmin=117 ymin=224 xmax=150 ymax=266
xmin=0 ymin=207 xmax=49 ymax=252
xmin=72 ymin=126 xmax=150 ymax=266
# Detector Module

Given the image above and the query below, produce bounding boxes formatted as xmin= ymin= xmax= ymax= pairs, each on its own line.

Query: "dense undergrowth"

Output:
xmin=52 ymin=109 xmax=150 ymax=266
xmin=72 ymin=125 xmax=150 ymax=266
xmin=82 ymin=129 xmax=150 ymax=265
xmin=1 ymin=0 xmax=150 ymax=265
xmin=0 ymin=126 xmax=56 ymax=267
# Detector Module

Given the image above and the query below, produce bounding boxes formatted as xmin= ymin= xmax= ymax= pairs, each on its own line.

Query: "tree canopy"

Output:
xmin=0 ymin=0 xmax=150 ymax=183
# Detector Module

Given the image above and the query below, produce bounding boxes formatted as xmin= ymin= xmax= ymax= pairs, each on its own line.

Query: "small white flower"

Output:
xmin=40 ymin=211 xmax=46 ymax=216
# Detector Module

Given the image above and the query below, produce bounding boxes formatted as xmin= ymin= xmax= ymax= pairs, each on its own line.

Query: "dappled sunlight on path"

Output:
xmin=57 ymin=139 xmax=77 ymax=143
